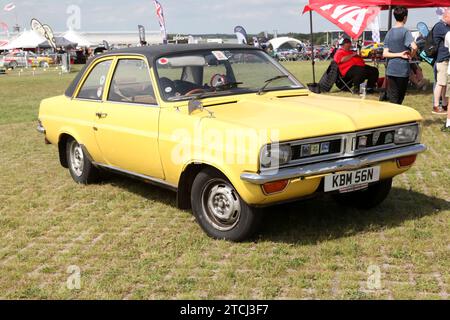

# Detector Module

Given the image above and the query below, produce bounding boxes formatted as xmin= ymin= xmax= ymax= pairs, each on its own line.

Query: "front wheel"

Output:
xmin=332 ymin=178 xmax=392 ymax=209
xmin=66 ymin=138 xmax=100 ymax=184
xmin=191 ymin=168 xmax=261 ymax=242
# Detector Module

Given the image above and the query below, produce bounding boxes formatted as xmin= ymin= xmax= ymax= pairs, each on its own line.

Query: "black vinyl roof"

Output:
xmin=65 ymin=43 xmax=260 ymax=98
xmin=107 ymin=43 xmax=260 ymax=61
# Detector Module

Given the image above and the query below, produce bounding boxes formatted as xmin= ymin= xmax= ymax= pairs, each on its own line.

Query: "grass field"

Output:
xmin=0 ymin=62 xmax=448 ymax=300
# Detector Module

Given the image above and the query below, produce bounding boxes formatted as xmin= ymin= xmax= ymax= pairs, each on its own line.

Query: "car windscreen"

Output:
xmin=154 ymin=49 xmax=304 ymax=101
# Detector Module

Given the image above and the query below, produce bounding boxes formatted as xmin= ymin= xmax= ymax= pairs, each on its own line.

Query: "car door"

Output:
xmin=71 ymin=57 xmax=115 ymax=162
xmin=93 ymin=57 xmax=164 ymax=179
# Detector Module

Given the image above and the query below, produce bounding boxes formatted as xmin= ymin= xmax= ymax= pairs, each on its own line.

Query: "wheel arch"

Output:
xmin=57 ymin=131 xmax=83 ymax=168
xmin=177 ymin=162 xmax=230 ymax=210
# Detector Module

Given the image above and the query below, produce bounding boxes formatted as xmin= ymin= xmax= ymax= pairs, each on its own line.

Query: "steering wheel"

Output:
xmin=185 ymin=88 xmax=207 ymax=96
xmin=210 ymin=74 xmax=227 ymax=88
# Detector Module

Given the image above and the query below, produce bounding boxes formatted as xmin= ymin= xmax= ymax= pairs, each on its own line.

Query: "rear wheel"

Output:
xmin=191 ymin=168 xmax=261 ymax=242
xmin=332 ymin=178 xmax=392 ymax=209
xmin=66 ymin=138 xmax=99 ymax=184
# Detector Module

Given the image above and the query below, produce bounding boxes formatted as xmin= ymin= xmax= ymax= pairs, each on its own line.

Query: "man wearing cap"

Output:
xmin=334 ymin=38 xmax=379 ymax=93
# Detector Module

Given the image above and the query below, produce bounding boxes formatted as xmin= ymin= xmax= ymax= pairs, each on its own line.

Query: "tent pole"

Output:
xmin=310 ymin=10 xmax=316 ymax=84
xmin=388 ymin=5 xmax=393 ymax=29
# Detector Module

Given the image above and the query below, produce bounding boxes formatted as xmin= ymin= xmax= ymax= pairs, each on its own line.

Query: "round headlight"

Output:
xmin=260 ymin=144 xmax=292 ymax=169
xmin=395 ymin=125 xmax=418 ymax=144
xmin=260 ymin=145 xmax=272 ymax=168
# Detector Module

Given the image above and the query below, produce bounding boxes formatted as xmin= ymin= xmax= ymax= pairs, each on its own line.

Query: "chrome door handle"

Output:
xmin=96 ymin=112 xmax=108 ymax=119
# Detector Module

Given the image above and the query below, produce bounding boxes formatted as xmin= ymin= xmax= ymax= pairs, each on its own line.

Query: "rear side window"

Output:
xmin=77 ymin=60 xmax=112 ymax=100
xmin=108 ymin=59 xmax=156 ymax=105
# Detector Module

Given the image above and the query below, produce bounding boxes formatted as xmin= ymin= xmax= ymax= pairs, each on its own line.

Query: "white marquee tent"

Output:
xmin=62 ymin=29 xmax=92 ymax=47
xmin=268 ymin=37 xmax=304 ymax=51
xmin=0 ymin=30 xmax=46 ymax=50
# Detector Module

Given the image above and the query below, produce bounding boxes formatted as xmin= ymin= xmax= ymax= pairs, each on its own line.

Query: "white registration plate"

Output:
xmin=324 ymin=166 xmax=380 ymax=193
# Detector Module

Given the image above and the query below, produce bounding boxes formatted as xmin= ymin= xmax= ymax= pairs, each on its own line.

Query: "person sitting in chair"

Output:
xmin=334 ymin=38 xmax=379 ymax=93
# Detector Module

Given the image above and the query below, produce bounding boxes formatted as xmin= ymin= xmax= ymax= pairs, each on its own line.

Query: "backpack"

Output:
xmin=423 ymin=23 xmax=440 ymax=61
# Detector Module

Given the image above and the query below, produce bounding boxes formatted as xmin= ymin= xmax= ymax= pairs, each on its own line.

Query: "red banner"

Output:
xmin=304 ymin=4 xmax=381 ymax=39
xmin=305 ymin=0 xmax=450 ymax=10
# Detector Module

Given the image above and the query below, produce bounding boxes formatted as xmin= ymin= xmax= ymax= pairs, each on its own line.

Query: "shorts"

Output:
xmin=436 ymin=61 xmax=449 ymax=86
xmin=447 ymin=78 xmax=450 ymax=97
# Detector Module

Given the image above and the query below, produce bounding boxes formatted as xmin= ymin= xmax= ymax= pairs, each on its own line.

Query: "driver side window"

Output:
xmin=107 ymin=59 xmax=157 ymax=105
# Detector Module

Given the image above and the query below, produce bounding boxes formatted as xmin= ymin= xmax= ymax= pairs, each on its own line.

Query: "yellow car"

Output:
xmin=38 ymin=44 xmax=426 ymax=241
xmin=28 ymin=52 xmax=55 ymax=67
xmin=360 ymin=43 xmax=384 ymax=59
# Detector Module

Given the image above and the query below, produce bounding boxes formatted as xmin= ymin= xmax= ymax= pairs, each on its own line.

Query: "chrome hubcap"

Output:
xmin=69 ymin=141 xmax=84 ymax=177
xmin=202 ymin=180 xmax=241 ymax=231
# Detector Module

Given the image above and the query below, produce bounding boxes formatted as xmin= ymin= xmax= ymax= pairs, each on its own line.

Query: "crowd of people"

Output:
xmin=333 ymin=6 xmax=450 ymax=132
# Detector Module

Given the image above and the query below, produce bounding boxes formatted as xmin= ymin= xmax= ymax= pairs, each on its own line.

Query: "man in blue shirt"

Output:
xmin=383 ymin=7 xmax=417 ymax=105
xmin=432 ymin=11 xmax=450 ymax=114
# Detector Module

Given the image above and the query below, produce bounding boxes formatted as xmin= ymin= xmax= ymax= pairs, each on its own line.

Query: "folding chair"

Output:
xmin=336 ymin=72 xmax=355 ymax=94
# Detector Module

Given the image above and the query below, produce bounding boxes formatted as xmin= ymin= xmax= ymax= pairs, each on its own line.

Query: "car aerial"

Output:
xmin=38 ymin=44 xmax=426 ymax=241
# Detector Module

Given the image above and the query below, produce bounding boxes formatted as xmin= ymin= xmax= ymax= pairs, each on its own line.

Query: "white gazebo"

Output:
xmin=62 ymin=29 xmax=92 ymax=47
xmin=268 ymin=37 xmax=304 ymax=51
xmin=0 ymin=30 xmax=46 ymax=50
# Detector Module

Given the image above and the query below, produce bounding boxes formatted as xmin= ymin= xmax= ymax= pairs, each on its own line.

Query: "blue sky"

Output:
xmin=0 ymin=0 xmax=441 ymax=34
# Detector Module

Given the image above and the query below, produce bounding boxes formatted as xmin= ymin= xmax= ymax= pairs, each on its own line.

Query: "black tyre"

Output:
xmin=332 ymin=178 xmax=392 ymax=210
xmin=9 ymin=61 xmax=17 ymax=69
xmin=191 ymin=168 xmax=261 ymax=242
xmin=66 ymin=138 xmax=99 ymax=184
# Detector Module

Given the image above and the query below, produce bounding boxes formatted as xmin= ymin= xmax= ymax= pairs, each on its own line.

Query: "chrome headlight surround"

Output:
xmin=394 ymin=124 xmax=419 ymax=144
xmin=260 ymin=144 xmax=292 ymax=169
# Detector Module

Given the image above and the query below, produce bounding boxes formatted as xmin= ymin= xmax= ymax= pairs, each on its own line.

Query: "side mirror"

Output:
xmin=188 ymin=99 xmax=204 ymax=115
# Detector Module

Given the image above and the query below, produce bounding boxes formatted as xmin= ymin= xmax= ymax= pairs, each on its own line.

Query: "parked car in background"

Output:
xmin=38 ymin=44 xmax=426 ymax=241
xmin=2 ymin=51 xmax=30 ymax=69
xmin=274 ymin=48 xmax=300 ymax=61
xmin=360 ymin=43 xmax=384 ymax=59
xmin=2 ymin=51 xmax=55 ymax=69
xmin=28 ymin=52 xmax=55 ymax=67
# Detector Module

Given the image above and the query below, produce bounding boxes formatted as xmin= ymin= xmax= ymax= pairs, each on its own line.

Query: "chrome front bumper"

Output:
xmin=37 ymin=121 xmax=46 ymax=134
xmin=241 ymin=144 xmax=427 ymax=185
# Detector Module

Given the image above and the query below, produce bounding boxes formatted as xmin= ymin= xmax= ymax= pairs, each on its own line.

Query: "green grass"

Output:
xmin=0 ymin=62 xmax=448 ymax=300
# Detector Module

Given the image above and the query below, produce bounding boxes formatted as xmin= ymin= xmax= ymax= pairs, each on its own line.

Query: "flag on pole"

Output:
xmin=153 ymin=0 xmax=167 ymax=44
xmin=138 ymin=25 xmax=146 ymax=45
xmin=234 ymin=26 xmax=248 ymax=44
xmin=368 ymin=13 xmax=381 ymax=43
xmin=4 ymin=2 xmax=16 ymax=12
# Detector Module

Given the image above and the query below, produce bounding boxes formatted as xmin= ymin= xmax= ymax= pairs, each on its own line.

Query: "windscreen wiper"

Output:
xmin=215 ymin=81 xmax=243 ymax=91
xmin=168 ymin=91 xmax=215 ymax=102
xmin=257 ymin=75 xmax=289 ymax=95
